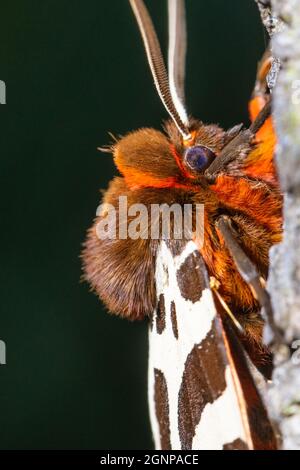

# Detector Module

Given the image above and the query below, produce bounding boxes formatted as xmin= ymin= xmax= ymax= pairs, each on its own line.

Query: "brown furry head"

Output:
xmin=112 ymin=120 xmax=250 ymax=189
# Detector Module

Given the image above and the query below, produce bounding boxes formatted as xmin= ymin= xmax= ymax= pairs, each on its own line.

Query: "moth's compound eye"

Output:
xmin=184 ymin=145 xmax=216 ymax=172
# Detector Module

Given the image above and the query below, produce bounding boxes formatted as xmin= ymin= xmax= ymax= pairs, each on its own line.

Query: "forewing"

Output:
xmin=219 ymin=319 xmax=277 ymax=450
xmin=148 ymin=240 xmax=256 ymax=450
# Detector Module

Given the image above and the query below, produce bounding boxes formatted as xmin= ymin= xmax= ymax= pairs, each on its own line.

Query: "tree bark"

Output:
xmin=255 ymin=0 xmax=300 ymax=450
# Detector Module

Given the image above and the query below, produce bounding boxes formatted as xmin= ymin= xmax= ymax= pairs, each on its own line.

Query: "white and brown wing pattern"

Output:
xmin=148 ymin=240 xmax=275 ymax=450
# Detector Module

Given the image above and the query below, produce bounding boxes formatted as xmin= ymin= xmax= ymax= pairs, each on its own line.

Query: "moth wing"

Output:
xmin=219 ymin=318 xmax=277 ymax=450
xmin=148 ymin=240 xmax=276 ymax=450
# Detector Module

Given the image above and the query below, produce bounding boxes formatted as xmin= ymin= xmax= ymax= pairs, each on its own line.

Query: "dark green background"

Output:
xmin=0 ymin=0 xmax=265 ymax=450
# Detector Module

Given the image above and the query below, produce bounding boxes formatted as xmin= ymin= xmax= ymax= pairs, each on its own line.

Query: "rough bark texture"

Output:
xmin=255 ymin=0 xmax=300 ymax=450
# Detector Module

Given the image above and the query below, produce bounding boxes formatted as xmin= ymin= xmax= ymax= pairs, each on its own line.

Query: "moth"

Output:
xmin=82 ymin=0 xmax=282 ymax=450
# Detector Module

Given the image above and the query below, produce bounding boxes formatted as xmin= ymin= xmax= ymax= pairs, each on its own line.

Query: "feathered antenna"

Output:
xmin=168 ymin=0 xmax=188 ymax=125
xmin=129 ymin=0 xmax=192 ymax=141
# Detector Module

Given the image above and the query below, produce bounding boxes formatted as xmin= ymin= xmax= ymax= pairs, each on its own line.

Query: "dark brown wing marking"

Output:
xmin=223 ymin=438 xmax=249 ymax=450
xmin=176 ymin=252 xmax=206 ymax=303
xmin=170 ymin=301 xmax=179 ymax=339
xmin=156 ymin=294 xmax=166 ymax=334
xmin=154 ymin=368 xmax=171 ymax=450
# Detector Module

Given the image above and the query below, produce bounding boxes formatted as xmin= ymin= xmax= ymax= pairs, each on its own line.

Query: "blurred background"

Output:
xmin=0 ymin=0 xmax=266 ymax=450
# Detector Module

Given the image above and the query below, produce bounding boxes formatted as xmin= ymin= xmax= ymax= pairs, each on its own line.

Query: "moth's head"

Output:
xmin=112 ymin=119 xmax=233 ymax=189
